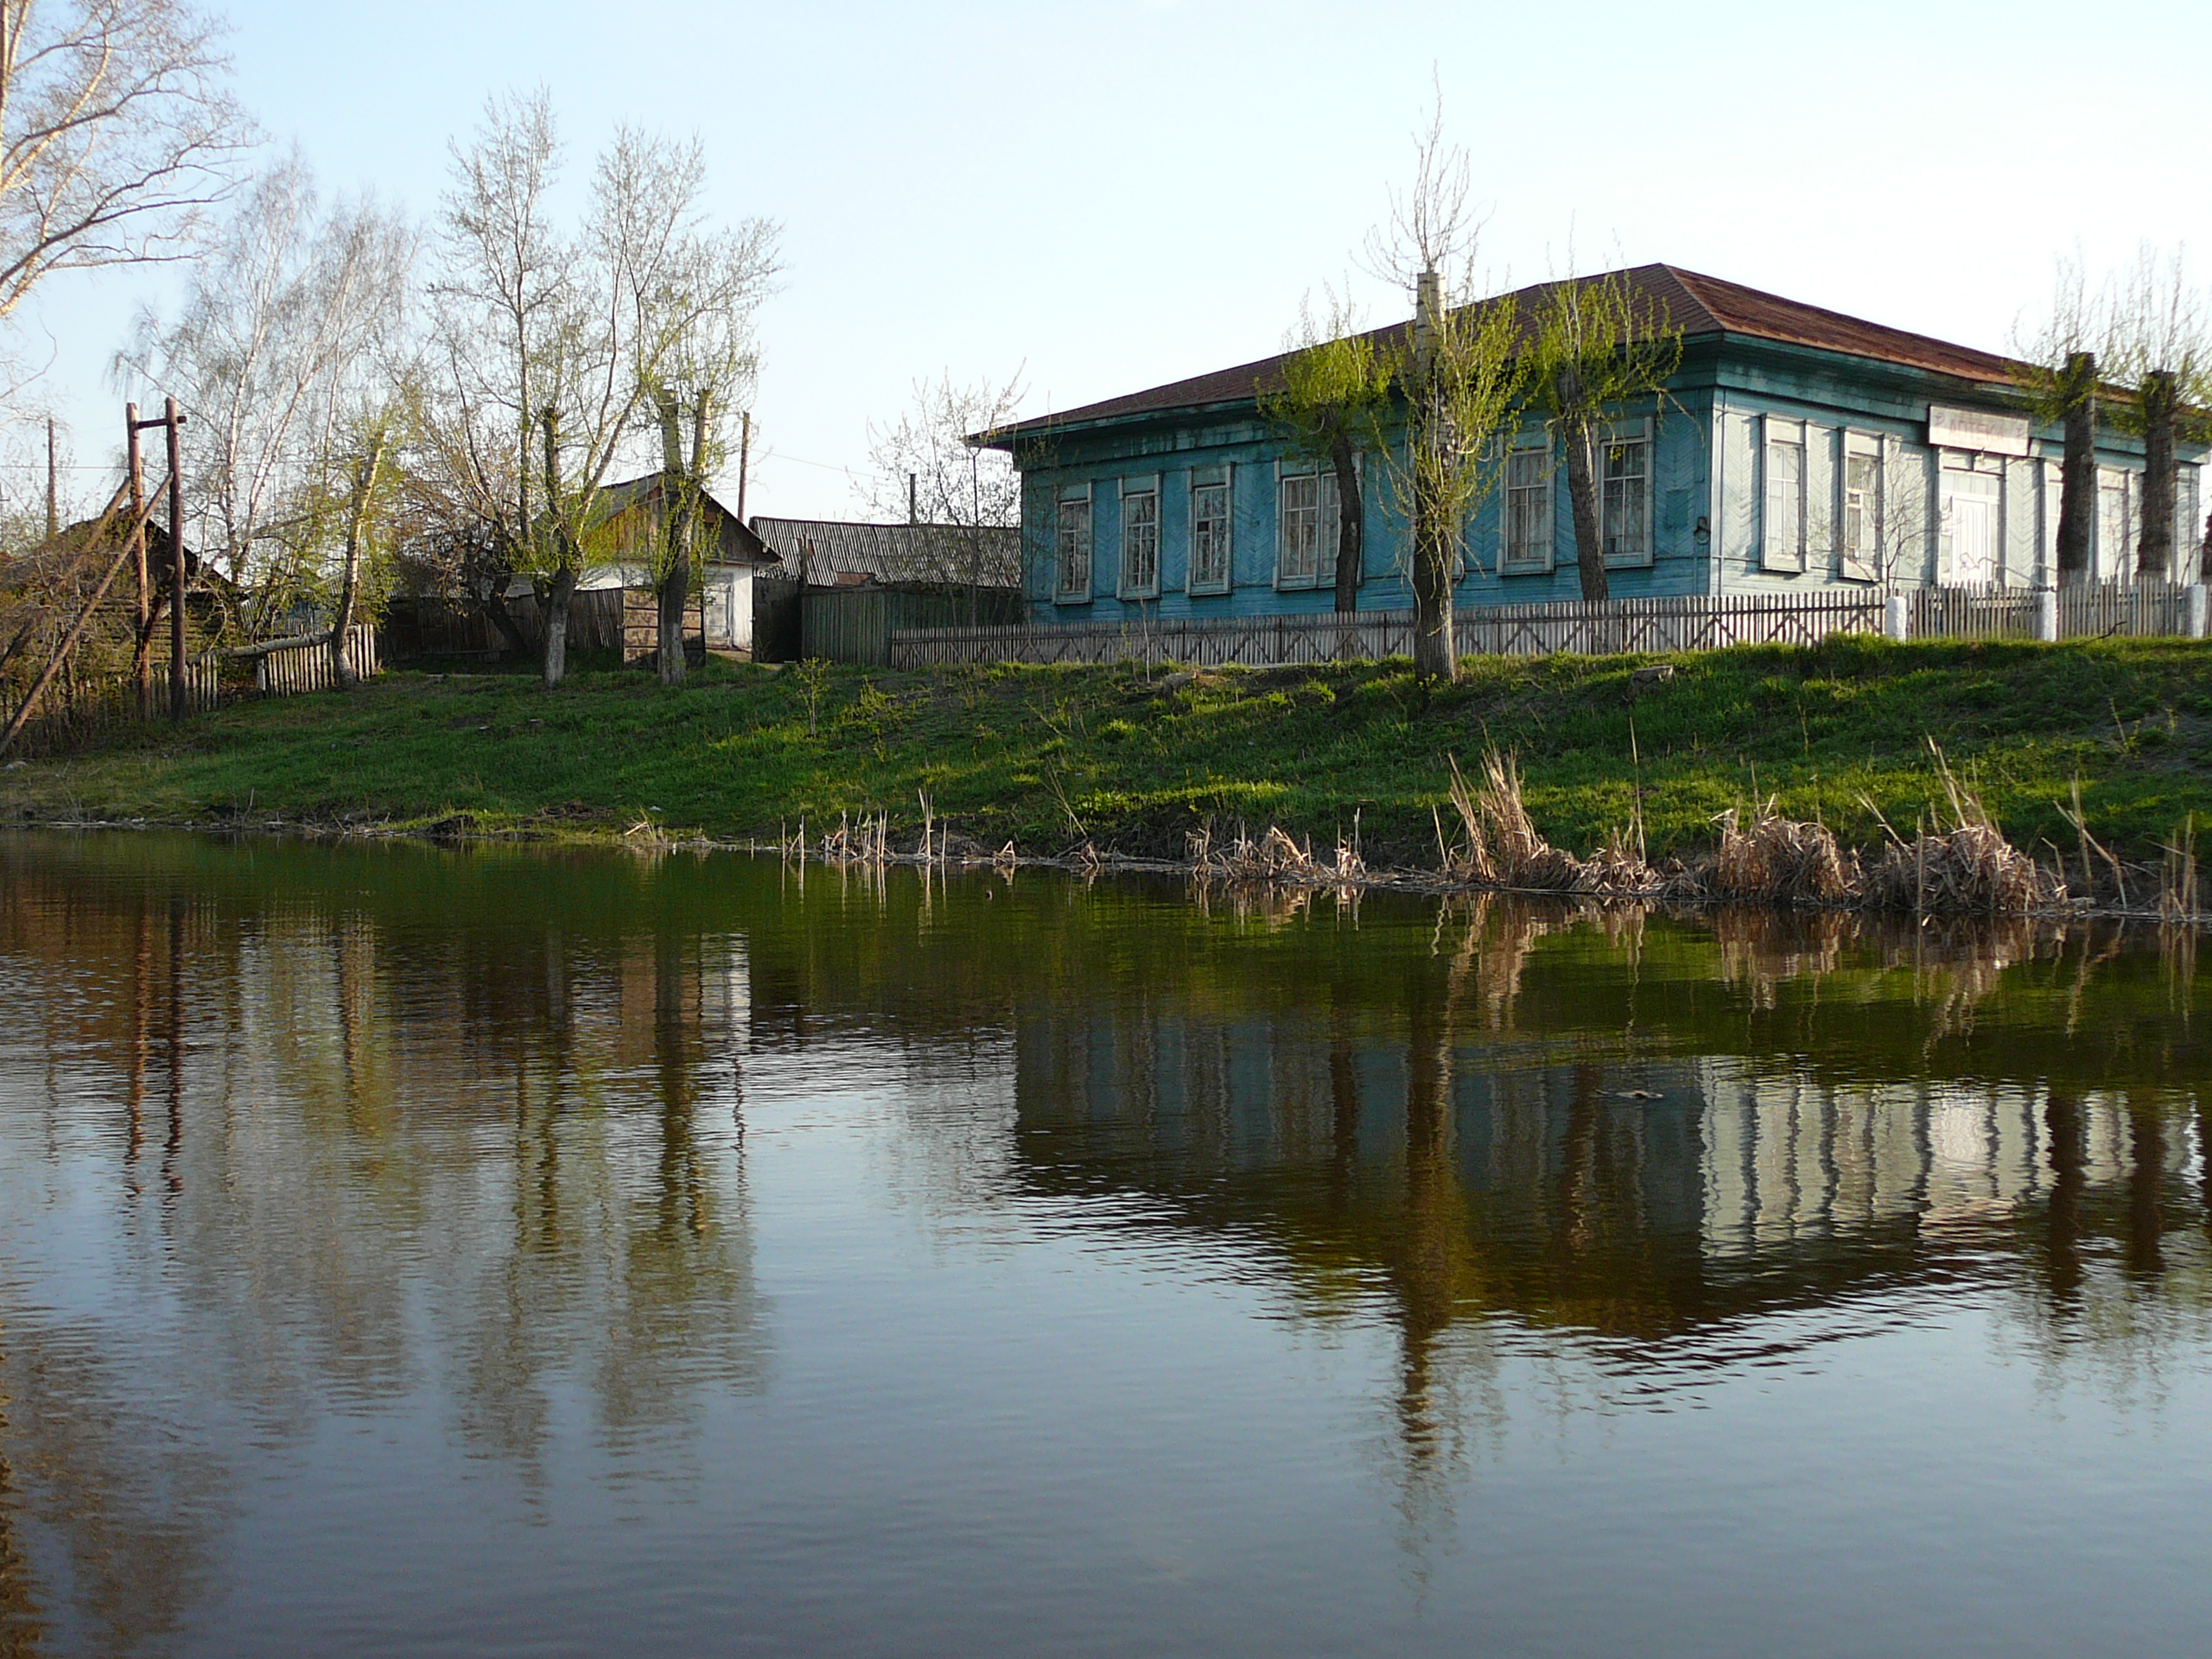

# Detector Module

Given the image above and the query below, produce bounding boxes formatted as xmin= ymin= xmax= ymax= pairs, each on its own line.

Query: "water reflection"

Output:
xmin=0 ymin=834 xmax=2207 ymax=1654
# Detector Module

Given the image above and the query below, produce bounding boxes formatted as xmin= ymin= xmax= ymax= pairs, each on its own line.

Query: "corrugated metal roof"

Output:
xmin=748 ymin=517 xmax=1022 ymax=588
xmin=988 ymin=264 xmax=2021 ymax=442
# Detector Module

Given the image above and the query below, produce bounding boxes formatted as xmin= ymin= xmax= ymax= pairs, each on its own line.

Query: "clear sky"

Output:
xmin=10 ymin=0 xmax=2211 ymax=520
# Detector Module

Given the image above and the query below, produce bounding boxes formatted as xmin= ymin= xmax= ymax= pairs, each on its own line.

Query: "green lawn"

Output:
xmin=6 ymin=635 xmax=2211 ymax=868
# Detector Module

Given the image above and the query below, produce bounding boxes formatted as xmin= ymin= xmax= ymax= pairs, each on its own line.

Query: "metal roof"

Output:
xmin=748 ymin=517 xmax=1021 ymax=588
xmin=986 ymin=264 xmax=2022 ymax=444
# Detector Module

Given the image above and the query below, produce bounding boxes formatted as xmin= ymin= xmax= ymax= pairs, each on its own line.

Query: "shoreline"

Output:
xmin=10 ymin=810 xmax=2205 ymax=927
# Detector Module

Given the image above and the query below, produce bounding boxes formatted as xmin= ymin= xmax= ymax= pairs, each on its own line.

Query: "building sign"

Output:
xmin=1928 ymin=404 xmax=2031 ymax=457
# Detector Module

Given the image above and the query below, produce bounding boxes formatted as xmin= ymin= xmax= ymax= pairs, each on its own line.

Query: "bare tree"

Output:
xmin=861 ymin=371 xmax=1024 ymax=624
xmin=1365 ymin=97 xmax=1527 ymax=681
xmin=118 ymin=148 xmax=416 ymax=632
xmin=431 ymin=97 xmax=778 ymax=688
xmin=1257 ymin=289 xmax=1394 ymax=613
xmin=1527 ymin=267 xmax=1683 ymax=602
xmin=0 ymin=0 xmax=245 ymax=329
xmin=2101 ymin=245 xmax=2209 ymax=582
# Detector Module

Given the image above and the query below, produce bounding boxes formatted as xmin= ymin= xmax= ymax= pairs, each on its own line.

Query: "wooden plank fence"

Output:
xmin=3 ymin=624 xmax=380 ymax=760
xmin=890 ymin=582 xmax=2211 ymax=670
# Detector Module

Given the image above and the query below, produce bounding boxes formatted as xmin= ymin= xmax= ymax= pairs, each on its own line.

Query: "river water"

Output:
xmin=1 ymin=830 xmax=2209 ymax=1657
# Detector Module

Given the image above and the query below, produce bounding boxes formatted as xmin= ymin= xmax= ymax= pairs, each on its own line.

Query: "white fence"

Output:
xmin=889 ymin=583 xmax=2210 ymax=671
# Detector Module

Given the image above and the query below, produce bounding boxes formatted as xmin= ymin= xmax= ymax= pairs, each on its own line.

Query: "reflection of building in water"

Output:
xmin=1015 ymin=1007 xmax=2207 ymax=1333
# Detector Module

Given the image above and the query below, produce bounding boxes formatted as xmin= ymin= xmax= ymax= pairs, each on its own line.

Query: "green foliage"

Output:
xmin=5 ymin=640 xmax=2212 ymax=867
xmin=1256 ymin=317 xmax=1396 ymax=467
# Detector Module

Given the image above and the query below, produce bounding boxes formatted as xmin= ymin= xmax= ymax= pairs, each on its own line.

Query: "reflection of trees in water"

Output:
xmin=0 ymin=1306 xmax=231 ymax=1659
xmin=0 ymin=841 xmax=767 ymax=1628
xmin=1007 ymin=891 xmax=2212 ymax=1552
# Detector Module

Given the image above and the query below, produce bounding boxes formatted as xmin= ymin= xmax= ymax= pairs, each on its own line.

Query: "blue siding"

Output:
xmin=1020 ymin=338 xmax=2209 ymax=624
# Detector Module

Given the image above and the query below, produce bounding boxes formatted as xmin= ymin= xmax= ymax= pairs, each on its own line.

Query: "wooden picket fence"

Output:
xmin=889 ymin=582 xmax=2211 ymax=671
xmin=2 ymin=624 xmax=380 ymax=759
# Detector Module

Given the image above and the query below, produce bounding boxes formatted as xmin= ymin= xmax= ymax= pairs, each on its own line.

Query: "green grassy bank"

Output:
xmin=5 ymin=636 xmax=2210 ymax=868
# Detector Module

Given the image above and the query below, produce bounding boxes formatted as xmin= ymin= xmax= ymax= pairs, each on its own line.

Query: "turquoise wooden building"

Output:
xmin=986 ymin=266 xmax=2205 ymax=624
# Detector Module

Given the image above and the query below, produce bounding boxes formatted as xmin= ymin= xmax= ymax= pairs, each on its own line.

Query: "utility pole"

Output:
xmin=736 ymin=411 xmax=751 ymax=525
xmin=908 ymin=471 xmax=918 ymax=525
xmin=45 ymin=417 xmax=57 ymax=541
xmin=165 ymin=397 xmax=186 ymax=720
xmin=126 ymin=404 xmax=149 ymax=711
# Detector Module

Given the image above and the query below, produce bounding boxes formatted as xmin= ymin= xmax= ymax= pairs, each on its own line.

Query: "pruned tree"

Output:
xmin=861 ymin=371 xmax=1025 ymax=625
xmin=1526 ymin=267 xmax=1683 ymax=602
xmin=2101 ymin=245 xmax=2209 ymax=582
xmin=1365 ymin=96 xmax=1527 ymax=681
xmin=0 ymin=0 xmax=245 ymax=332
xmin=117 ymin=148 xmax=416 ymax=632
xmin=1258 ymin=289 xmax=1394 ymax=614
xmin=2012 ymin=254 xmax=2101 ymax=587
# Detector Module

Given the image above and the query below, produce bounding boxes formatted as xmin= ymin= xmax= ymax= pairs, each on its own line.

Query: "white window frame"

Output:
xmin=1938 ymin=461 xmax=2001 ymax=588
xmin=1054 ymin=483 xmax=1092 ymax=603
xmin=1762 ymin=416 xmax=1808 ymax=574
xmin=1117 ymin=475 xmax=1160 ymax=601
xmin=1188 ymin=464 xmax=1233 ymax=595
xmin=1274 ymin=462 xmax=1334 ymax=590
xmin=1500 ymin=429 xmax=1554 ymax=575
xmin=2097 ymin=466 xmax=2133 ymax=582
xmin=1599 ymin=417 xmax=1653 ymax=569
xmin=1839 ymin=431 xmax=1884 ymax=583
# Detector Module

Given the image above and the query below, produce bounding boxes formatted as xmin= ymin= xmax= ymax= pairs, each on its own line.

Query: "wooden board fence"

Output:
xmin=2 ymin=624 xmax=380 ymax=759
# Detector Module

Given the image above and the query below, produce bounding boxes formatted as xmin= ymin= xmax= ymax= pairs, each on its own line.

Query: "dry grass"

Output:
xmin=1440 ymin=750 xmax=1651 ymax=894
xmin=1689 ymin=804 xmax=1858 ymax=907
xmin=1859 ymin=745 xmax=2065 ymax=916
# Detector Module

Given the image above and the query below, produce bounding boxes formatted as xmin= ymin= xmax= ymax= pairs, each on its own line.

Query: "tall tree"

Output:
xmin=1258 ymin=290 xmax=1395 ymax=613
xmin=118 ymin=149 xmax=416 ymax=632
xmin=1527 ymin=269 xmax=1683 ymax=602
xmin=1366 ymin=100 xmax=1526 ymax=681
xmin=430 ymin=95 xmax=777 ymax=688
xmin=0 ymin=0 xmax=245 ymax=330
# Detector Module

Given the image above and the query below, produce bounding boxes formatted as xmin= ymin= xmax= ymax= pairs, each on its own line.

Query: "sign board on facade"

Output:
xmin=1927 ymin=404 xmax=2031 ymax=457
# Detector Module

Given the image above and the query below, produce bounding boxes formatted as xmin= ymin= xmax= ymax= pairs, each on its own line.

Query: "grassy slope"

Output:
xmin=5 ymin=635 xmax=2211 ymax=866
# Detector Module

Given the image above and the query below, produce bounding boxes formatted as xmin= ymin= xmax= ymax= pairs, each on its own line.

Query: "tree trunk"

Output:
xmin=1330 ymin=430 xmax=1363 ymax=614
xmin=657 ymin=562 xmax=688 ymax=685
xmin=1411 ymin=474 xmax=1455 ymax=682
xmin=540 ymin=569 xmax=576 ymax=689
xmin=331 ymin=438 xmax=387 ymax=690
xmin=655 ymin=397 xmax=690 ymax=686
xmin=1563 ymin=414 xmax=1607 ymax=603
xmin=2055 ymin=351 xmax=2096 ymax=586
xmin=2138 ymin=369 xmax=2177 ymax=582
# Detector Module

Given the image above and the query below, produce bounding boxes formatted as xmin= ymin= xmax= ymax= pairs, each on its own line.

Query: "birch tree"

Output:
xmin=1365 ymin=101 xmax=1525 ymax=681
xmin=1526 ymin=269 xmax=1682 ymax=602
xmin=118 ymin=149 xmax=415 ymax=630
xmin=0 ymin=0 xmax=245 ymax=330
xmin=1257 ymin=290 xmax=1394 ymax=613
xmin=431 ymin=96 xmax=778 ymax=687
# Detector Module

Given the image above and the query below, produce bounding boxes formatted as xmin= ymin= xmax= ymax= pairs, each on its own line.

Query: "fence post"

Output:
xmin=2186 ymin=585 xmax=2209 ymax=640
xmin=1884 ymin=594 xmax=1910 ymax=643
xmin=2032 ymin=588 xmax=2059 ymax=643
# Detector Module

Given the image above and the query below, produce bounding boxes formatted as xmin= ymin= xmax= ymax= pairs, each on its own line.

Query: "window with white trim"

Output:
xmin=1502 ymin=435 xmax=1552 ymax=573
xmin=1840 ymin=434 xmax=1883 ymax=582
xmin=2097 ymin=467 xmax=2133 ymax=581
xmin=1055 ymin=486 xmax=1091 ymax=601
xmin=1189 ymin=465 xmax=1231 ymax=594
xmin=1599 ymin=421 xmax=1651 ymax=566
xmin=1119 ymin=478 xmax=1159 ymax=599
xmin=1763 ymin=418 xmax=1807 ymax=573
xmin=1275 ymin=465 xmax=1337 ymax=588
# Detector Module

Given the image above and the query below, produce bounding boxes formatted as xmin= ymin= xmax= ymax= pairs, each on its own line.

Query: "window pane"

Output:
xmin=1058 ymin=498 xmax=1090 ymax=595
xmin=1505 ymin=449 xmax=1548 ymax=569
xmin=1192 ymin=480 xmax=1230 ymax=590
xmin=1280 ymin=473 xmax=1319 ymax=583
xmin=1122 ymin=489 xmax=1157 ymax=594
xmin=1602 ymin=439 xmax=1647 ymax=560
